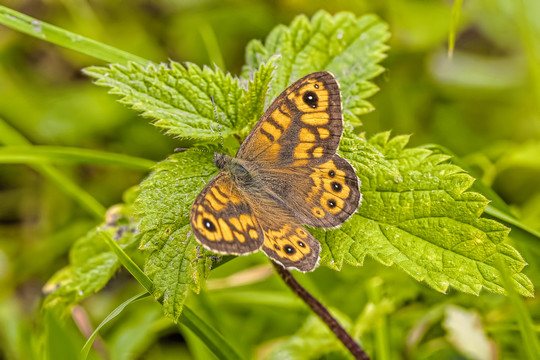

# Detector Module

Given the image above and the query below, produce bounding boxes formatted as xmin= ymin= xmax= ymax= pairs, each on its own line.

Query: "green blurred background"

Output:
xmin=1 ymin=0 xmax=539 ymax=359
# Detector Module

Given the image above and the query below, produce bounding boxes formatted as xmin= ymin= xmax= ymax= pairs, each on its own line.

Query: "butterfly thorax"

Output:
xmin=214 ymin=153 xmax=255 ymax=189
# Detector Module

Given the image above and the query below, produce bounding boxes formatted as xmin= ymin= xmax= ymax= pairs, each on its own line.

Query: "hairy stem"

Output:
xmin=272 ymin=262 xmax=370 ymax=360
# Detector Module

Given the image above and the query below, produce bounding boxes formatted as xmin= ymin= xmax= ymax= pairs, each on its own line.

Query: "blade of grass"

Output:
xmin=368 ymin=278 xmax=390 ymax=360
xmin=99 ymin=230 xmax=154 ymax=293
xmin=0 ymin=146 xmax=154 ymax=169
xmin=496 ymin=255 xmax=540 ymax=359
xmin=208 ymin=290 xmax=303 ymax=308
xmin=486 ymin=324 xmax=540 ymax=333
xmin=98 ymin=230 xmax=243 ymax=360
xmin=38 ymin=165 xmax=106 ymax=219
xmin=448 ymin=0 xmax=464 ymax=58
xmin=0 ymin=118 xmax=105 ymax=219
xmin=486 ymin=205 xmax=540 ymax=240
xmin=0 ymin=5 xmax=149 ymax=65
xmin=199 ymin=21 xmax=225 ymax=70
xmin=79 ymin=292 xmax=150 ymax=360
xmin=180 ymin=306 xmax=244 ymax=360
xmin=515 ymin=0 xmax=540 ymax=118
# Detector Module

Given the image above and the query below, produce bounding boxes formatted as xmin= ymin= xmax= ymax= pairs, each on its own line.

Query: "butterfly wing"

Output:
xmin=256 ymin=154 xmax=361 ymax=228
xmin=292 ymin=154 xmax=361 ymax=227
xmin=237 ymin=71 xmax=342 ymax=167
xmin=255 ymin=212 xmax=321 ymax=272
xmin=190 ymin=173 xmax=265 ymax=254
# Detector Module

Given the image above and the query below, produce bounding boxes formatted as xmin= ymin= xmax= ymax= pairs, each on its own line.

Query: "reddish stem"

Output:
xmin=272 ymin=262 xmax=370 ymax=360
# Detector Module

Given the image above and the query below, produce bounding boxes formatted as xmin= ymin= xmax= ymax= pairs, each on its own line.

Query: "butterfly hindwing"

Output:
xmin=257 ymin=154 xmax=361 ymax=228
xmin=237 ymin=71 xmax=342 ymax=166
xmin=299 ymin=154 xmax=361 ymax=227
xmin=190 ymin=173 xmax=265 ymax=254
xmin=259 ymin=218 xmax=320 ymax=272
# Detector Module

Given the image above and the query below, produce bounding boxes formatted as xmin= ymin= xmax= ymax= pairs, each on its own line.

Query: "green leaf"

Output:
xmin=422 ymin=143 xmax=540 ymax=242
xmin=133 ymin=150 xmax=216 ymax=320
xmin=43 ymin=309 xmax=84 ymax=360
xmin=238 ymin=56 xmax=278 ymax=136
xmin=317 ymin=132 xmax=533 ymax=297
xmin=243 ymin=10 xmax=390 ymax=125
xmin=83 ymin=62 xmax=245 ymax=145
xmin=43 ymin=203 xmax=138 ymax=310
xmin=123 ymin=11 xmax=533 ymax=304
xmin=83 ymin=11 xmax=389 ymax=146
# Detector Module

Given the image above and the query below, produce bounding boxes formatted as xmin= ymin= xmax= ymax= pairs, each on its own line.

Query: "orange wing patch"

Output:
xmin=190 ymin=173 xmax=264 ymax=254
xmin=287 ymin=78 xmax=331 ymax=127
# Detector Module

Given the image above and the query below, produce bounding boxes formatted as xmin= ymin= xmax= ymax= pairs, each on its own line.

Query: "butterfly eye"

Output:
xmin=303 ymin=91 xmax=319 ymax=108
xmin=284 ymin=245 xmax=296 ymax=255
xmin=328 ymin=170 xmax=336 ymax=177
xmin=331 ymin=181 xmax=342 ymax=192
xmin=203 ymin=219 xmax=217 ymax=232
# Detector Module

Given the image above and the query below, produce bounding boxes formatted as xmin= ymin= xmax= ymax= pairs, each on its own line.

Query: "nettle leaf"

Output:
xmin=133 ymin=150 xmax=216 ymax=320
xmin=238 ymin=56 xmax=278 ymax=136
xmin=243 ymin=10 xmax=389 ymax=125
xmin=44 ymin=204 xmax=138 ymax=310
xmin=314 ymin=132 xmax=533 ymax=296
xmin=83 ymin=62 xmax=245 ymax=144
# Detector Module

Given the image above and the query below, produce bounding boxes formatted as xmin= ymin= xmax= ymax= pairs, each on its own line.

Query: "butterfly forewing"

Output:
xmin=237 ymin=72 xmax=343 ymax=167
xmin=190 ymin=173 xmax=265 ymax=254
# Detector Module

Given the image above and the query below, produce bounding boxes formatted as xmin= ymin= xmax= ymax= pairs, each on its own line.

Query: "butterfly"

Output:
xmin=190 ymin=71 xmax=361 ymax=272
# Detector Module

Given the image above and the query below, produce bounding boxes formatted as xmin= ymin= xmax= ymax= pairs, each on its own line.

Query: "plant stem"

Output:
xmin=272 ymin=262 xmax=370 ymax=360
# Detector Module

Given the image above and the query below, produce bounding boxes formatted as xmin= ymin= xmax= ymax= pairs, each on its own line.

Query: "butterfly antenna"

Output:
xmin=210 ymin=95 xmax=224 ymax=151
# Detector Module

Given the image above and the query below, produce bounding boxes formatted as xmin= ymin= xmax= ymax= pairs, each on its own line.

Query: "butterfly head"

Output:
xmin=213 ymin=152 xmax=230 ymax=170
